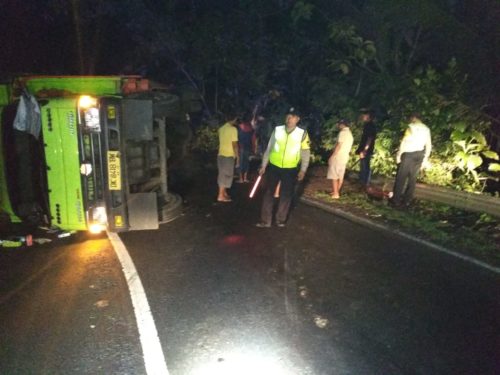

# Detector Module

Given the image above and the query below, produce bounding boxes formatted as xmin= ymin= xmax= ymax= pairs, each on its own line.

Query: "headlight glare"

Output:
xmin=88 ymin=206 xmax=107 ymax=234
xmin=92 ymin=206 xmax=107 ymax=224
xmin=78 ymin=96 xmax=100 ymax=131
xmin=83 ymin=107 xmax=100 ymax=131
xmin=78 ymin=95 xmax=97 ymax=109
xmin=89 ymin=223 xmax=106 ymax=234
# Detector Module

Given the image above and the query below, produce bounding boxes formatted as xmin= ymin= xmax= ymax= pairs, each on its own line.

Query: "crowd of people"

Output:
xmin=216 ymin=108 xmax=432 ymax=227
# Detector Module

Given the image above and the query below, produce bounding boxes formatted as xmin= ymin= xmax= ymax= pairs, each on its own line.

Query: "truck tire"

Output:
xmin=159 ymin=192 xmax=183 ymax=224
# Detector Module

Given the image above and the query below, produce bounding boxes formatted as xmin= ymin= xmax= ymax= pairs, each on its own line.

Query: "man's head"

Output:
xmin=360 ymin=109 xmax=373 ymax=123
xmin=337 ymin=119 xmax=349 ymax=130
xmin=286 ymin=107 xmax=301 ymax=127
xmin=225 ymin=112 xmax=239 ymax=125
xmin=410 ymin=112 xmax=422 ymax=123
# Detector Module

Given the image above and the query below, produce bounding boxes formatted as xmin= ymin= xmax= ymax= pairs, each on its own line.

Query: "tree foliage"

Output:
xmin=2 ymin=0 xmax=499 ymax=192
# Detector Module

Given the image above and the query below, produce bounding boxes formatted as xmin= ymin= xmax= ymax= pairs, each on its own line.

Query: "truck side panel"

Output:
xmin=42 ymin=99 xmax=86 ymax=231
xmin=23 ymin=76 xmax=124 ymax=97
xmin=0 ymin=92 xmax=22 ymax=222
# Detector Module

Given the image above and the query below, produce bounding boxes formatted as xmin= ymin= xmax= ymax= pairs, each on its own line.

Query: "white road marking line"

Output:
xmin=107 ymin=231 xmax=170 ymax=375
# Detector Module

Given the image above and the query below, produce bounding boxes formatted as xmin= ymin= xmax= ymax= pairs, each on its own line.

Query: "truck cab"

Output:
xmin=0 ymin=76 xmax=181 ymax=233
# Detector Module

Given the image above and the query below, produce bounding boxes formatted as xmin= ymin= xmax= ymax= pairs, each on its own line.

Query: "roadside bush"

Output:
xmin=192 ymin=125 xmax=218 ymax=153
xmin=313 ymin=58 xmax=499 ymax=193
xmin=370 ymin=128 xmax=398 ymax=178
xmin=373 ymin=60 xmax=499 ymax=192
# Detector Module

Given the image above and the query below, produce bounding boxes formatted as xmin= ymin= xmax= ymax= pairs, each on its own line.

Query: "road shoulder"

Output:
xmin=301 ymin=166 xmax=500 ymax=271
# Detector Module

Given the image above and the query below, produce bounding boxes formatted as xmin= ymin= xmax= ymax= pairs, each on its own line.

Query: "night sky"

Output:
xmin=1 ymin=0 xmax=499 ymax=121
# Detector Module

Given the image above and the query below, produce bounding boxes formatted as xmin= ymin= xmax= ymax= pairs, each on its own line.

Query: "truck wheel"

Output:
xmin=159 ymin=192 xmax=183 ymax=224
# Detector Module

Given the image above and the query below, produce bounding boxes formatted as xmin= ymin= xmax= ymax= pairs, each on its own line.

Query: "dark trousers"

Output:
xmin=239 ymin=148 xmax=250 ymax=173
xmin=392 ymin=151 xmax=425 ymax=205
xmin=261 ymin=164 xmax=298 ymax=224
xmin=359 ymin=154 xmax=372 ymax=186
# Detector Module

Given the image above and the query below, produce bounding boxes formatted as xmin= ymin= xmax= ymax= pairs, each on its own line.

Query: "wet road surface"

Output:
xmin=0 ymin=234 xmax=145 ymax=374
xmin=1 ymin=173 xmax=499 ymax=374
xmin=122 ymin=176 xmax=499 ymax=374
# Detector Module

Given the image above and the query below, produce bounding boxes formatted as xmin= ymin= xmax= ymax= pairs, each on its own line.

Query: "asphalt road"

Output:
xmin=0 ymin=233 xmax=145 ymax=374
xmin=1 ymin=173 xmax=499 ymax=374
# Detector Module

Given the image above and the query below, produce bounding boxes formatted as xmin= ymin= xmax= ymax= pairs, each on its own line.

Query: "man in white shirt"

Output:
xmin=391 ymin=113 xmax=432 ymax=207
xmin=327 ymin=119 xmax=354 ymax=199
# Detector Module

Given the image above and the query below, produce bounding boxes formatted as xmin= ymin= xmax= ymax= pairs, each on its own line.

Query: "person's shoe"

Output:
xmin=402 ymin=200 xmax=412 ymax=209
xmin=276 ymin=221 xmax=286 ymax=227
xmin=256 ymin=222 xmax=271 ymax=228
xmin=388 ymin=199 xmax=405 ymax=209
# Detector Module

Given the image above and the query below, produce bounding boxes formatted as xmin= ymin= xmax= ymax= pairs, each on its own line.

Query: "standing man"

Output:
xmin=256 ymin=108 xmax=310 ymax=228
xmin=237 ymin=114 xmax=254 ymax=183
xmin=355 ymin=109 xmax=377 ymax=188
xmin=327 ymin=119 xmax=354 ymax=199
xmin=217 ymin=115 xmax=239 ymax=202
xmin=390 ymin=113 xmax=432 ymax=208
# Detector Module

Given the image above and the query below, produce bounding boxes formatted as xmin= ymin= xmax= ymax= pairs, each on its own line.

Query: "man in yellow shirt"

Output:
xmin=217 ymin=116 xmax=239 ymax=202
xmin=256 ymin=108 xmax=310 ymax=227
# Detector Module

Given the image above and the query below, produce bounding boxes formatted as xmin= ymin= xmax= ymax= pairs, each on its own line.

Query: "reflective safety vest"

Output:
xmin=269 ymin=125 xmax=307 ymax=168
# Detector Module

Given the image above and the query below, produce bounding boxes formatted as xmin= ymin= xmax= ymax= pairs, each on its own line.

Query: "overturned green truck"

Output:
xmin=0 ymin=76 xmax=182 ymax=233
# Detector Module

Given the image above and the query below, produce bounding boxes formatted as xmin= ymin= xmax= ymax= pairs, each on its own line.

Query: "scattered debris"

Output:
xmin=0 ymin=235 xmax=33 ymax=248
xmin=1 ymin=226 xmax=75 ymax=248
xmin=313 ymin=315 xmax=329 ymax=329
xmin=32 ymin=238 xmax=52 ymax=245
xmin=94 ymin=300 xmax=109 ymax=308
xmin=38 ymin=226 xmax=59 ymax=234
xmin=0 ymin=240 xmax=23 ymax=248
xmin=299 ymin=286 xmax=308 ymax=298
xmin=57 ymin=231 xmax=72 ymax=238
xmin=4 ymin=225 xmax=78 ymax=248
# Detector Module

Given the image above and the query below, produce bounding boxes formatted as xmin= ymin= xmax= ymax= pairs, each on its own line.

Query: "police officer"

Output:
xmin=256 ymin=108 xmax=310 ymax=227
xmin=391 ymin=113 xmax=432 ymax=207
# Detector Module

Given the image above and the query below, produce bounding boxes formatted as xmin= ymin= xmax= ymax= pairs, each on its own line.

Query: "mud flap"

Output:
xmin=127 ymin=192 xmax=159 ymax=230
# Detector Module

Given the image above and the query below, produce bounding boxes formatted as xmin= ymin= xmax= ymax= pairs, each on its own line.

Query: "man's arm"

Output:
xmin=421 ymin=130 xmax=432 ymax=169
xmin=259 ymin=131 xmax=276 ymax=175
xmin=232 ymin=141 xmax=240 ymax=166
xmin=396 ymin=128 xmax=411 ymax=164
xmin=332 ymin=129 xmax=346 ymax=158
xmin=332 ymin=141 xmax=342 ymax=157
xmin=360 ymin=124 xmax=376 ymax=157
xmin=298 ymin=148 xmax=310 ymax=180
xmin=298 ymin=131 xmax=311 ymax=180
xmin=359 ymin=136 xmax=373 ymax=158
xmin=424 ymin=131 xmax=432 ymax=160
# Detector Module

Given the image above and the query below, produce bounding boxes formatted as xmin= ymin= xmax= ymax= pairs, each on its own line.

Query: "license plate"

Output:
xmin=107 ymin=151 xmax=121 ymax=190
